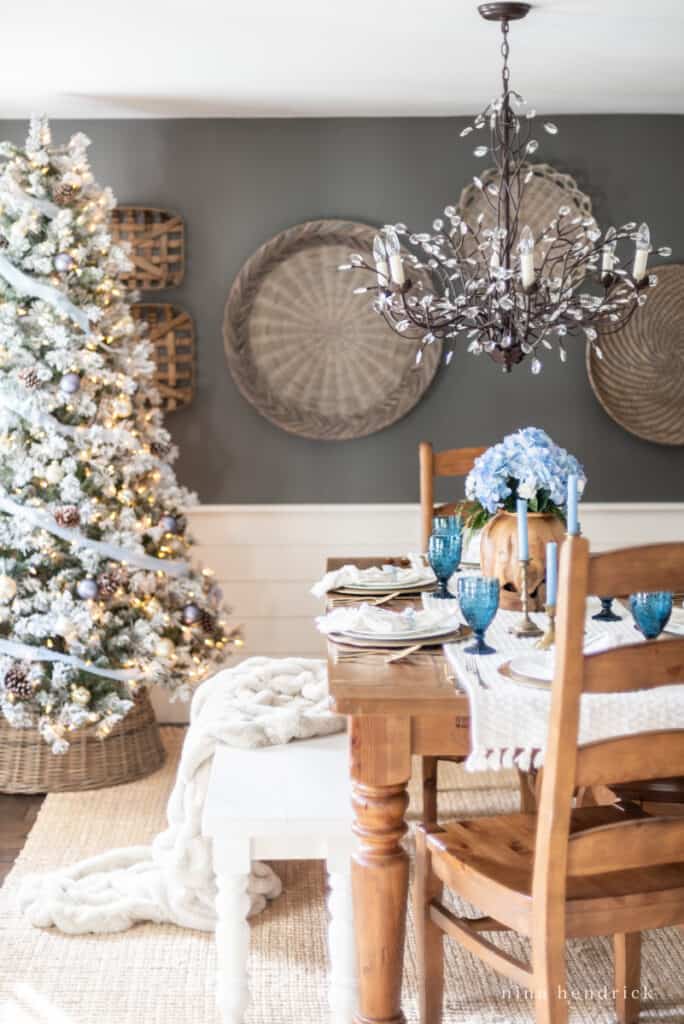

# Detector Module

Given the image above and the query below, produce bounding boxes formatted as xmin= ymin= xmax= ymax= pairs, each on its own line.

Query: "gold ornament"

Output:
xmin=113 ymin=395 xmax=132 ymax=419
xmin=71 ymin=685 xmax=91 ymax=706
xmin=155 ymin=637 xmax=174 ymax=659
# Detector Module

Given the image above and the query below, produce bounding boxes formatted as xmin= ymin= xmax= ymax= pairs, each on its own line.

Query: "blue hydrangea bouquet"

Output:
xmin=465 ymin=427 xmax=587 ymax=532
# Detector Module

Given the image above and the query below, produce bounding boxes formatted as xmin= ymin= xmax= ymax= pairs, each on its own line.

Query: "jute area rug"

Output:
xmin=1 ymin=728 xmax=682 ymax=1024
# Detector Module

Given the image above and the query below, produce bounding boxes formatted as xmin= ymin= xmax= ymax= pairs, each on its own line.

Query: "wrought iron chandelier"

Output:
xmin=341 ymin=1 xmax=670 ymax=373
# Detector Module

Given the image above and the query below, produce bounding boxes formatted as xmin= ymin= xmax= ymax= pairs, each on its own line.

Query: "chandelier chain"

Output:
xmin=500 ymin=19 xmax=510 ymax=87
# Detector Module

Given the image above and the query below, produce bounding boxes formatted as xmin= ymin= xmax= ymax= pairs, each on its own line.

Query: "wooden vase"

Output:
xmin=479 ymin=510 xmax=566 ymax=612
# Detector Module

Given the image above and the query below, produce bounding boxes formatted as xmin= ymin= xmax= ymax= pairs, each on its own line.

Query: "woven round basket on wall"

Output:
xmin=0 ymin=688 xmax=164 ymax=794
xmin=587 ymin=263 xmax=684 ymax=447
xmin=224 ymin=219 xmax=442 ymax=441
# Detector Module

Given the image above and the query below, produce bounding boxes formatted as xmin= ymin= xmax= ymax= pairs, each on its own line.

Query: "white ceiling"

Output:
xmin=3 ymin=0 xmax=683 ymax=118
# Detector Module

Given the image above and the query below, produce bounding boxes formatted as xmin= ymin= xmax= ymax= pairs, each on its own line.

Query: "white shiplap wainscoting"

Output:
xmin=151 ymin=503 xmax=684 ymax=722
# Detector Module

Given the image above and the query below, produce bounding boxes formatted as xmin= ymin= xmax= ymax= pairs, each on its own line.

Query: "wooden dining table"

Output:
xmin=325 ymin=556 xmax=473 ymax=1024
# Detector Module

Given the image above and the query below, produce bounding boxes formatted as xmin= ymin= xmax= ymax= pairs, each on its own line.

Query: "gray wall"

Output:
xmin=3 ymin=117 xmax=682 ymax=504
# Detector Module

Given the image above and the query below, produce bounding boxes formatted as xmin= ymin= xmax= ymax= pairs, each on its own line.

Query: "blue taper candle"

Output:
xmin=516 ymin=497 xmax=529 ymax=560
xmin=546 ymin=541 xmax=558 ymax=606
xmin=566 ymin=474 xmax=579 ymax=535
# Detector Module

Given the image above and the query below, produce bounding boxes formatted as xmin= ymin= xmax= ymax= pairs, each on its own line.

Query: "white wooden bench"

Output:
xmin=202 ymin=731 xmax=357 ymax=1023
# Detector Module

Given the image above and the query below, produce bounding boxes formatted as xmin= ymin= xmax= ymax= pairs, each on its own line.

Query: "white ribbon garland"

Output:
xmin=0 ymin=388 xmax=80 ymax=437
xmin=0 ymin=388 xmax=141 ymax=451
xmin=0 ymin=493 xmax=190 ymax=578
xmin=0 ymin=252 xmax=91 ymax=332
xmin=3 ymin=178 xmax=60 ymax=219
xmin=0 ymin=637 xmax=138 ymax=682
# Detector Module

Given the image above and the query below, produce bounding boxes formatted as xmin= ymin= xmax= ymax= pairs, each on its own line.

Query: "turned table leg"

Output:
xmin=214 ymin=839 xmax=252 ymax=1024
xmin=350 ymin=716 xmax=412 ymax=1024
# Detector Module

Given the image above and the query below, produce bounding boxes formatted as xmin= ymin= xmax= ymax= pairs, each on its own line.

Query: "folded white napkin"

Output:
xmin=316 ymin=602 xmax=459 ymax=637
xmin=311 ymin=554 xmax=433 ymax=599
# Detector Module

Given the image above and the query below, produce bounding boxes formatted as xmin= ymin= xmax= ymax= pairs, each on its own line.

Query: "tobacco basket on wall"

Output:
xmin=132 ymin=303 xmax=196 ymax=412
xmin=111 ymin=207 xmax=185 ymax=290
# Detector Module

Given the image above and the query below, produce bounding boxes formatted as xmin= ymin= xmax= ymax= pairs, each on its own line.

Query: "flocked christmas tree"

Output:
xmin=0 ymin=117 xmax=238 ymax=751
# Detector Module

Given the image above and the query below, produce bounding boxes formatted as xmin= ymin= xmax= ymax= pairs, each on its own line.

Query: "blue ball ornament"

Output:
xmin=182 ymin=603 xmax=201 ymax=625
xmin=54 ymin=252 xmax=74 ymax=273
xmin=60 ymin=372 xmax=81 ymax=395
xmin=160 ymin=514 xmax=179 ymax=534
xmin=77 ymin=579 xmax=99 ymax=600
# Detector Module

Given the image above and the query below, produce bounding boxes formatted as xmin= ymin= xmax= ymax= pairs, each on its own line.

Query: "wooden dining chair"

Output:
xmin=419 ymin=441 xmax=486 ymax=553
xmin=419 ymin=441 xmax=487 ymax=824
xmin=415 ymin=537 xmax=684 ymax=1024
xmin=610 ymin=776 xmax=684 ymax=814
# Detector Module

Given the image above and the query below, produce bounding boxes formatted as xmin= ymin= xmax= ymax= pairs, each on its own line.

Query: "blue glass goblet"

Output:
xmin=432 ymin=514 xmax=462 ymax=535
xmin=457 ymin=575 xmax=500 ymax=655
xmin=428 ymin=531 xmax=462 ymax=599
xmin=629 ymin=591 xmax=673 ymax=639
xmin=592 ymin=596 xmax=622 ymax=622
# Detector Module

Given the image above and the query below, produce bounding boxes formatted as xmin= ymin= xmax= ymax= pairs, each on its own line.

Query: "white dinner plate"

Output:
xmin=508 ymin=652 xmax=554 ymax=683
xmin=343 ymin=622 xmax=459 ymax=643
xmin=336 ymin=574 xmax=435 ymax=594
xmin=329 ymin=625 xmax=470 ymax=649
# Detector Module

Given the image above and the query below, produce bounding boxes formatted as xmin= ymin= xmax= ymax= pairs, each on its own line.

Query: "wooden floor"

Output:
xmin=0 ymin=793 xmax=44 ymax=884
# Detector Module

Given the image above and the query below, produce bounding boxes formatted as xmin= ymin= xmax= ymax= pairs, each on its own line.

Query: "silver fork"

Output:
xmin=465 ymin=653 xmax=489 ymax=690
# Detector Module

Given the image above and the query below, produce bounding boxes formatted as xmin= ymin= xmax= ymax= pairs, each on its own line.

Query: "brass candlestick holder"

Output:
xmin=509 ymin=559 xmax=543 ymax=638
xmin=534 ymin=604 xmax=556 ymax=650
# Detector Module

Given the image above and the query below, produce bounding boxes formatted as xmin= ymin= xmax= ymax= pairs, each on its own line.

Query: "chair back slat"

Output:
xmin=433 ymin=447 xmax=486 ymax=477
xmin=567 ymin=817 xmax=684 ymax=876
xmin=576 ymin=730 xmax=684 ymax=788
xmin=419 ymin=442 xmax=486 ymax=551
xmin=583 ymin=639 xmax=684 ymax=694
xmin=588 ymin=543 xmax=684 ymax=598
xmin=532 ymin=536 xmax=684 ymax=914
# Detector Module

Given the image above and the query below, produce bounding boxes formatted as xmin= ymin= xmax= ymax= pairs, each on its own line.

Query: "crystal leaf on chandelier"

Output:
xmin=340 ymin=2 xmax=669 ymax=372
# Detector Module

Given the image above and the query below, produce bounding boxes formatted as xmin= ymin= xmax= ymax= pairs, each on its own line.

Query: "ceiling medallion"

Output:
xmin=341 ymin=2 xmax=670 ymax=373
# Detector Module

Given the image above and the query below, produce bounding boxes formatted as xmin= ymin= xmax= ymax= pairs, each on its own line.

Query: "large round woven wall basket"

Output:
xmin=223 ymin=220 xmax=442 ymax=441
xmin=587 ymin=263 xmax=684 ymax=446
xmin=0 ymin=688 xmax=164 ymax=794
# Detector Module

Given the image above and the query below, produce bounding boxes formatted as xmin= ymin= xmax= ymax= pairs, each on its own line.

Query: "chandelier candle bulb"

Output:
xmin=518 ymin=225 xmax=536 ymax=289
xmin=516 ymin=497 xmax=529 ymax=560
xmin=601 ymin=228 xmax=617 ymax=279
xmin=372 ymin=234 xmax=389 ymax=286
xmin=633 ymin=222 xmax=651 ymax=281
xmin=383 ymin=227 xmax=405 ymax=286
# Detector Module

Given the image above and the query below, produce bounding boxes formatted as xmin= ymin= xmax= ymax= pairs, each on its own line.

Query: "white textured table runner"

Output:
xmin=445 ymin=601 xmax=684 ymax=772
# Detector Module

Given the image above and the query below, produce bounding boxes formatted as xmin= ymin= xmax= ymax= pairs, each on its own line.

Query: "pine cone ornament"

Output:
xmin=200 ymin=609 xmax=216 ymax=634
xmin=4 ymin=664 xmax=33 ymax=701
xmin=97 ymin=572 xmax=119 ymax=599
xmin=18 ymin=367 xmax=39 ymax=389
xmin=112 ymin=565 xmax=130 ymax=587
xmin=150 ymin=440 xmax=171 ymax=459
xmin=55 ymin=505 xmax=80 ymax=528
xmin=53 ymin=182 xmax=75 ymax=206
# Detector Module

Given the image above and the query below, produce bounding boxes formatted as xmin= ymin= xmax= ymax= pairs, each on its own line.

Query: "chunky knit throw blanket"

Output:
xmin=19 ymin=657 xmax=345 ymax=934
